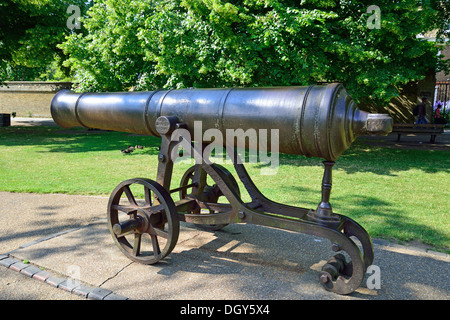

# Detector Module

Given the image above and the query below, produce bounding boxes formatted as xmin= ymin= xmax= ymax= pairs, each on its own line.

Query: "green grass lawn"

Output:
xmin=0 ymin=125 xmax=449 ymax=252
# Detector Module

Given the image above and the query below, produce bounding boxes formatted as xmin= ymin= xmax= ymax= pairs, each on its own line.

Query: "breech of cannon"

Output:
xmin=51 ymin=83 xmax=392 ymax=161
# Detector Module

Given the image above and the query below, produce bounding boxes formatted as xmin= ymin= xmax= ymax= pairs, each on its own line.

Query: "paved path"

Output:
xmin=0 ymin=191 xmax=448 ymax=301
xmin=10 ymin=117 xmax=57 ymax=127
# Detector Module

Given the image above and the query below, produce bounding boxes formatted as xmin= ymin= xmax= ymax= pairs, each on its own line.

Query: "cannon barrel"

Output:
xmin=51 ymin=83 xmax=392 ymax=160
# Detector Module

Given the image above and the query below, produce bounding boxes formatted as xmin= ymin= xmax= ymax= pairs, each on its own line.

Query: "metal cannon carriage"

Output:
xmin=51 ymin=83 xmax=392 ymax=295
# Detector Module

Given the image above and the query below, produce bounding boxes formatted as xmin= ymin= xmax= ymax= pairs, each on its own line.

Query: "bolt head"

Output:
xmin=320 ymin=274 xmax=329 ymax=284
xmin=331 ymin=243 xmax=341 ymax=252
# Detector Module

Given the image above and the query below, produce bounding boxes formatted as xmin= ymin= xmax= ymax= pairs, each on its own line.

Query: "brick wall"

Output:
xmin=436 ymin=45 xmax=450 ymax=82
xmin=0 ymin=81 xmax=73 ymax=118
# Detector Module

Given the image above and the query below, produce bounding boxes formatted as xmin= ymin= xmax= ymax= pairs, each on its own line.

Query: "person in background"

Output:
xmin=414 ymin=97 xmax=428 ymax=124
xmin=435 ymin=103 xmax=442 ymax=119
xmin=434 ymin=103 xmax=448 ymax=124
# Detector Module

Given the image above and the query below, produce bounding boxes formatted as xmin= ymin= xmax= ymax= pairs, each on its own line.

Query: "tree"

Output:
xmin=0 ymin=0 xmax=92 ymax=83
xmin=61 ymin=0 xmax=449 ymax=105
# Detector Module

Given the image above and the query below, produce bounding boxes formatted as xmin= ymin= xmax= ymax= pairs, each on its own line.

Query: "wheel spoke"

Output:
xmin=150 ymin=234 xmax=161 ymax=256
xmin=112 ymin=204 xmax=138 ymax=214
xmin=133 ymin=233 xmax=142 ymax=256
xmin=123 ymin=185 xmax=137 ymax=206
xmin=144 ymin=187 xmax=152 ymax=206
xmin=147 ymin=204 xmax=164 ymax=214
xmin=154 ymin=227 xmax=169 ymax=239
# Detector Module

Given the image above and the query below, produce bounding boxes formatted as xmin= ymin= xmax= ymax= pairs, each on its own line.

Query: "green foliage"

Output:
xmin=0 ymin=64 xmax=44 ymax=82
xmin=0 ymin=0 xmax=92 ymax=83
xmin=1 ymin=57 xmax=72 ymax=82
xmin=61 ymin=0 xmax=151 ymax=91
xmin=60 ymin=0 xmax=449 ymax=104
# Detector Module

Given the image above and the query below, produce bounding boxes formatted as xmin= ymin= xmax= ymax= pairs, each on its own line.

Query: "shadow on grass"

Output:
xmin=343 ymin=195 xmax=444 ymax=251
xmin=0 ymin=126 xmax=161 ymax=155
xmin=333 ymin=194 xmax=447 ymax=247
xmin=254 ymin=140 xmax=450 ymax=176
xmin=244 ymin=183 xmax=449 ymax=251
xmin=1 ymin=126 xmax=449 ymax=176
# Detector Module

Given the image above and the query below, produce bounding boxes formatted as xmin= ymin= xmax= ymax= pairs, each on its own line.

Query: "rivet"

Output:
xmin=331 ymin=243 xmax=341 ymax=252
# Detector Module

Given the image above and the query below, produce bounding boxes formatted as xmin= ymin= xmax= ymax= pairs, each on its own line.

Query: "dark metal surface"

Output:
xmin=178 ymin=164 xmax=241 ymax=231
xmin=51 ymin=84 xmax=388 ymax=295
xmin=51 ymin=84 xmax=392 ymax=161
xmin=107 ymin=178 xmax=180 ymax=265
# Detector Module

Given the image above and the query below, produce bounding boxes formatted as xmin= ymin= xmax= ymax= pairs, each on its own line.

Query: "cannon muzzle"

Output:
xmin=51 ymin=83 xmax=392 ymax=161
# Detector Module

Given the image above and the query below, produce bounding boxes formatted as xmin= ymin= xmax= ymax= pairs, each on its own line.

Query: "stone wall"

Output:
xmin=0 ymin=81 xmax=73 ymax=118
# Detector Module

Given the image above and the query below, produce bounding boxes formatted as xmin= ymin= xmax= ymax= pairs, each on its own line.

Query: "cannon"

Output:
xmin=51 ymin=83 xmax=392 ymax=295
